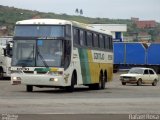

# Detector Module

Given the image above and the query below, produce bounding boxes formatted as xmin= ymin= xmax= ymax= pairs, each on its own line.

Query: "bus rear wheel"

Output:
xmin=89 ymin=72 xmax=105 ymax=90
xmin=99 ymin=72 xmax=105 ymax=89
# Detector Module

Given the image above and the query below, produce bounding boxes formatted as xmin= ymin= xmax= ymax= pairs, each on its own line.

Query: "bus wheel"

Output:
xmin=89 ymin=73 xmax=104 ymax=90
xmin=66 ymin=73 xmax=75 ymax=92
xmin=26 ymin=85 xmax=33 ymax=92
xmin=99 ymin=72 xmax=105 ymax=89
xmin=0 ymin=68 xmax=4 ymax=80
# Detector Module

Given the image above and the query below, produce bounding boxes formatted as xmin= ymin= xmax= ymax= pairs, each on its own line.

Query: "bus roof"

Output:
xmin=16 ymin=19 xmax=112 ymax=35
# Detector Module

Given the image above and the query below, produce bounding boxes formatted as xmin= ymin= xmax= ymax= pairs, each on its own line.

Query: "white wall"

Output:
xmin=91 ymin=24 xmax=127 ymax=41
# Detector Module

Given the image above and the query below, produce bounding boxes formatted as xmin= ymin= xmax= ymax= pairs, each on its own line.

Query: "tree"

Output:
xmin=75 ymin=8 xmax=79 ymax=14
xmin=75 ymin=8 xmax=83 ymax=16
xmin=80 ymin=9 xmax=83 ymax=15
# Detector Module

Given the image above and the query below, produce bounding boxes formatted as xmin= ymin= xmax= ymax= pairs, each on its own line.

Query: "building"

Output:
xmin=0 ymin=26 xmax=7 ymax=30
xmin=131 ymin=17 xmax=139 ymax=22
xmin=91 ymin=24 xmax=127 ymax=42
xmin=135 ymin=20 xmax=156 ymax=29
xmin=0 ymin=36 xmax=13 ymax=45
xmin=0 ymin=26 xmax=8 ymax=36
xmin=137 ymin=32 xmax=151 ymax=42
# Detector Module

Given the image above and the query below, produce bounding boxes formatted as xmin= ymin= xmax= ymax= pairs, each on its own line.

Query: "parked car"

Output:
xmin=120 ymin=67 xmax=159 ymax=86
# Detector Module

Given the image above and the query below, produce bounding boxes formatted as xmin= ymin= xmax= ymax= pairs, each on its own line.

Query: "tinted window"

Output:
xmin=65 ymin=25 xmax=71 ymax=39
xmin=87 ymin=31 xmax=92 ymax=47
xmin=93 ymin=33 xmax=99 ymax=48
xmin=103 ymin=36 xmax=106 ymax=49
xmin=105 ymin=36 xmax=109 ymax=49
xmin=73 ymin=28 xmax=80 ymax=45
xmin=15 ymin=25 xmax=64 ymax=37
xmin=83 ymin=31 xmax=87 ymax=46
xmin=128 ymin=68 xmax=143 ymax=74
xmin=99 ymin=35 xmax=105 ymax=49
xmin=149 ymin=70 xmax=154 ymax=74
xmin=144 ymin=70 xmax=149 ymax=74
xmin=79 ymin=30 xmax=84 ymax=46
xmin=109 ymin=37 xmax=113 ymax=50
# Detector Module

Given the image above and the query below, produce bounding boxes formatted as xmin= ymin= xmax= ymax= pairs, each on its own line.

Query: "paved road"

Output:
xmin=0 ymin=72 xmax=160 ymax=119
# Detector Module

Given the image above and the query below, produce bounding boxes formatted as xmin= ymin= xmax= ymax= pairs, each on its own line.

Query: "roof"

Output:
xmin=16 ymin=19 xmax=112 ymax=35
xmin=16 ymin=19 xmax=72 ymax=25
xmin=131 ymin=67 xmax=154 ymax=70
xmin=91 ymin=24 xmax=127 ymax=32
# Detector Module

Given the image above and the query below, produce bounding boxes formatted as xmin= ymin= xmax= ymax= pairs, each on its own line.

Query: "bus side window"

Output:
xmin=105 ymin=36 xmax=109 ymax=50
xmin=73 ymin=28 xmax=80 ymax=45
xmin=109 ymin=37 xmax=113 ymax=50
xmin=65 ymin=25 xmax=71 ymax=40
xmin=80 ymin=30 xmax=84 ymax=46
xmin=86 ymin=31 xmax=92 ymax=47
xmin=99 ymin=35 xmax=105 ymax=49
xmin=83 ymin=31 xmax=87 ymax=46
xmin=103 ymin=36 xmax=106 ymax=49
xmin=93 ymin=33 xmax=99 ymax=48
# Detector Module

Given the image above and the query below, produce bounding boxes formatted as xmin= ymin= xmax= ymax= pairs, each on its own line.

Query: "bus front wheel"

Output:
xmin=65 ymin=73 xmax=76 ymax=92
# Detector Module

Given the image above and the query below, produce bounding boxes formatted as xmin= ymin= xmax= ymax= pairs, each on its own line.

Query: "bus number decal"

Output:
xmin=94 ymin=53 xmax=104 ymax=60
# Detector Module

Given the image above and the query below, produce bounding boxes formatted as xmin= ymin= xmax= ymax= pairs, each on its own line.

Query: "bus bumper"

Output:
xmin=11 ymin=73 xmax=67 ymax=87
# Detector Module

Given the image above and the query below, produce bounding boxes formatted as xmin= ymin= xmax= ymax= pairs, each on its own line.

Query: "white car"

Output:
xmin=120 ymin=67 xmax=159 ymax=86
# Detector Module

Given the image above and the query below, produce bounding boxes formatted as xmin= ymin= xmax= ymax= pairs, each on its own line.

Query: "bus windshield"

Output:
xmin=12 ymin=39 xmax=63 ymax=67
xmin=14 ymin=25 xmax=64 ymax=37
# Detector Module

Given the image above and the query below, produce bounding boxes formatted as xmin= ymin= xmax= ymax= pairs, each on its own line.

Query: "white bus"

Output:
xmin=11 ymin=19 xmax=113 ymax=92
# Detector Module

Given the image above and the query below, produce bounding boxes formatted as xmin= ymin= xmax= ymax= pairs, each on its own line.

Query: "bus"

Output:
xmin=10 ymin=19 xmax=113 ymax=92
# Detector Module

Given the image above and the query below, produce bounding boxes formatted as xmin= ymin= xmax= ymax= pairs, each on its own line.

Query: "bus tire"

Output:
xmin=0 ymin=68 xmax=4 ymax=80
xmin=66 ymin=73 xmax=76 ymax=92
xmin=100 ymin=72 xmax=105 ymax=89
xmin=26 ymin=85 xmax=33 ymax=92
xmin=89 ymin=72 xmax=104 ymax=90
xmin=102 ymin=71 xmax=107 ymax=89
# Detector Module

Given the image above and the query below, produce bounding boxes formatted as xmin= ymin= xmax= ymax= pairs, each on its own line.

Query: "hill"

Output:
xmin=0 ymin=5 xmax=160 ymax=41
xmin=0 ymin=5 xmax=133 ymax=34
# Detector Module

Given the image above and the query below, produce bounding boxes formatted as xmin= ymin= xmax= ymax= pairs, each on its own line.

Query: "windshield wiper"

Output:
xmin=36 ymin=46 xmax=49 ymax=68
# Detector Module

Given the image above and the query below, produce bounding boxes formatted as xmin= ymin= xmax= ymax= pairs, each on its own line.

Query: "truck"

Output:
xmin=0 ymin=36 xmax=12 ymax=79
xmin=113 ymin=42 xmax=160 ymax=73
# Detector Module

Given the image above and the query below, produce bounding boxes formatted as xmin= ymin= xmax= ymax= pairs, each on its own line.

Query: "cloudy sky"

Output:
xmin=0 ymin=0 xmax=160 ymax=22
